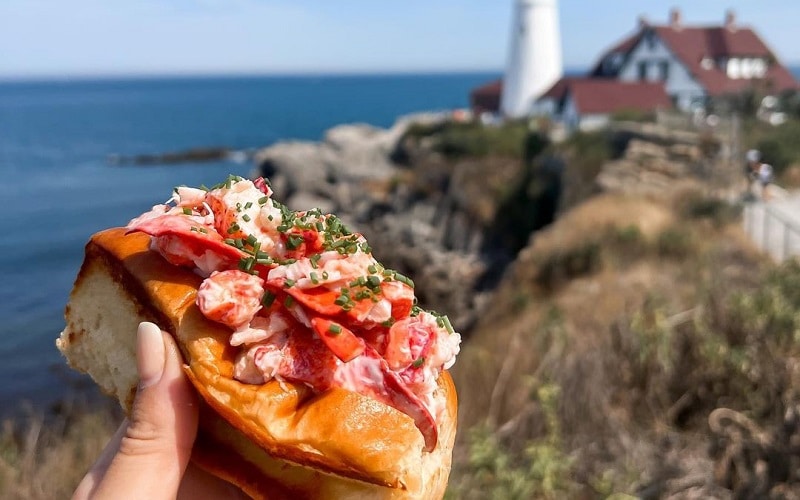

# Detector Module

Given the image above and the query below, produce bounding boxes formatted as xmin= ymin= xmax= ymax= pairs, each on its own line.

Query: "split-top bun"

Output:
xmin=58 ymin=228 xmax=457 ymax=499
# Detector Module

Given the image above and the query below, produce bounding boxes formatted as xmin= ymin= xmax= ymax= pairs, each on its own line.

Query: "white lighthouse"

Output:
xmin=500 ymin=0 xmax=563 ymax=118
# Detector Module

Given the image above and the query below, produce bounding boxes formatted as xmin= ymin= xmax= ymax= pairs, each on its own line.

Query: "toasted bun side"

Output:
xmin=58 ymin=228 xmax=457 ymax=499
xmin=192 ymin=386 xmax=456 ymax=500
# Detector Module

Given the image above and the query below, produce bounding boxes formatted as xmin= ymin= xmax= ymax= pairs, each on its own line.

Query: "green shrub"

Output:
xmin=656 ymin=226 xmax=694 ymax=257
xmin=404 ymin=120 xmax=531 ymax=159
xmin=447 ymin=384 xmax=577 ymax=500
xmin=536 ymin=242 xmax=602 ymax=289
xmin=611 ymin=108 xmax=656 ymax=123
xmin=613 ymin=224 xmax=643 ymax=244
xmin=681 ymin=196 xmax=740 ymax=227
xmin=746 ymin=117 xmax=800 ymax=175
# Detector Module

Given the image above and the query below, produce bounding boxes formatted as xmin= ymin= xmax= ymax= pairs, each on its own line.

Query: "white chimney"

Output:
xmin=500 ymin=0 xmax=563 ymax=119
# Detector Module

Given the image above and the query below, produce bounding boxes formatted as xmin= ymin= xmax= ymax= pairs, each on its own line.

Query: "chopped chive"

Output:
xmin=321 ymin=271 xmax=329 ymax=280
xmin=284 ymin=279 xmax=295 ymax=288
xmin=244 ymin=201 xmax=253 ymax=209
xmin=246 ymin=234 xmax=258 ymax=246
xmin=284 ymin=296 xmax=294 ymax=307
xmin=182 ymin=207 xmax=192 ymax=215
xmin=412 ymin=357 xmax=425 ymax=368
xmin=442 ymin=315 xmax=455 ymax=334
xmin=286 ymin=234 xmax=304 ymax=250
xmin=242 ymin=214 xmax=251 ymax=222
xmin=368 ymin=264 xmax=378 ymax=274
xmin=394 ymin=273 xmax=414 ymax=288
xmin=310 ymin=272 xmax=319 ymax=285
xmin=327 ymin=324 xmax=342 ymax=335
xmin=261 ymin=291 xmax=276 ymax=307
xmin=258 ymin=196 xmax=269 ymax=205
xmin=309 ymin=254 xmax=321 ymax=269
xmin=381 ymin=318 xmax=395 ymax=328
xmin=367 ymin=275 xmax=381 ymax=289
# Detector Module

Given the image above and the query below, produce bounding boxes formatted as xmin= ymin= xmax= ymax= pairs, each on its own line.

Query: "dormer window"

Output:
xmin=701 ymin=57 xmax=714 ymax=70
xmin=728 ymin=58 xmax=741 ymax=79
xmin=645 ymin=31 xmax=656 ymax=50
xmin=727 ymin=58 xmax=769 ymax=79
xmin=638 ymin=61 xmax=648 ymax=80
xmin=751 ymin=58 xmax=767 ymax=78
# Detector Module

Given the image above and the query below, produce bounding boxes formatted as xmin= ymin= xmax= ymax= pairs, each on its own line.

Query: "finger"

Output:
xmin=178 ymin=463 xmax=250 ymax=500
xmin=91 ymin=322 xmax=199 ymax=500
xmin=71 ymin=419 xmax=128 ymax=500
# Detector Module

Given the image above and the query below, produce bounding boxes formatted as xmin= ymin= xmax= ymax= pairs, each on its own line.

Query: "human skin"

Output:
xmin=72 ymin=322 xmax=245 ymax=500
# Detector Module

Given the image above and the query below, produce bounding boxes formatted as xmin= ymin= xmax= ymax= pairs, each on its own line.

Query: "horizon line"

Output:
xmin=0 ymin=66 xmax=602 ymax=84
xmin=2 ymin=60 xmax=798 ymax=84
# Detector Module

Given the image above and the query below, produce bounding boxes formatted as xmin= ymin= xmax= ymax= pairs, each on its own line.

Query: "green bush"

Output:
xmin=746 ymin=117 xmax=800 ymax=174
xmin=447 ymin=384 xmax=577 ymax=500
xmin=611 ymin=108 xmax=656 ymax=123
xmin=681 ymin=195 xmax=741 ymax=227
xmin=656 ymin=226 xmax=694 ymax=257
xmin=404 ymin=120 xmax=531 ymax=159
xmin=536 ymin=242 xmax=602 ymax=289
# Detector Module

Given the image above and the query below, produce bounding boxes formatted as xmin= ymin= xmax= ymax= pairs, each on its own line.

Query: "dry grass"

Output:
xmin=447 ymin=190 xmax=784 ymax=497
xmin=0 ymin=402 xmax=119 ymax=499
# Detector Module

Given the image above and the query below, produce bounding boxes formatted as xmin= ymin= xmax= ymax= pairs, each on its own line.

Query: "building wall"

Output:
xmin=532 ymin=96 xmax=558 ymax=116
xmin=617 ymin=31 xmax=706 ymax=110
xmin=561 ymin=95 xmax=610 ymax=131
xmin=579 ymin=114 xmax=611 ymax=132
xmin=562 ymin=94 xmax=580 ymax=130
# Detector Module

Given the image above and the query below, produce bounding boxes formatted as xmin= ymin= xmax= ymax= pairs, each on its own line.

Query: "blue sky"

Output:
xmin=2 ymin=0 xmax=799 ymax=78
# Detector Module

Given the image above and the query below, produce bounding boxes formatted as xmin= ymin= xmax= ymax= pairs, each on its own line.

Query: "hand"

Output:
xmin=73 ymin=322 xmax=245 ymax=499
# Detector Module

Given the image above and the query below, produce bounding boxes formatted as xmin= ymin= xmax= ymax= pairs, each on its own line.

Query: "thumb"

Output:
xmin=92 ymin=322 xmax=199 ymax=499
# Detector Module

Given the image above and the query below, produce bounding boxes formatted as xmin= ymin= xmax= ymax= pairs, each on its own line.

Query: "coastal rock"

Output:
xmin=252 ymin=112 xmax=492 ymax=331
xmin=596 ymin=127 xmax=709 ymax=197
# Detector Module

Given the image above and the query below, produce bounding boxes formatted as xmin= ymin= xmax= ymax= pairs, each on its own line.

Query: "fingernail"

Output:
xmin=137 ymin=322 xmax=166 ymax=388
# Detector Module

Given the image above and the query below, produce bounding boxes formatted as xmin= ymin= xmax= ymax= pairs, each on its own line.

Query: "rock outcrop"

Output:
xmin=251 ymin=113 xmax=496 ymax=331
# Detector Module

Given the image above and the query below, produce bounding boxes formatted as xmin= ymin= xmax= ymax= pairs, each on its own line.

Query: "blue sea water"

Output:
xmin=0 ymin=72 xmax=499 ymax=416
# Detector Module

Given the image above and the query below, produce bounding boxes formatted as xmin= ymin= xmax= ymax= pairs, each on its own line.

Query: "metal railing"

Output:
xmin=744 ymin=200 xmax=800 ymax=262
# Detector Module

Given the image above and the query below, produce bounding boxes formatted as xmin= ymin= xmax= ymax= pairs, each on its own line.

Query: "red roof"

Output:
xmin=539 ymin=77 xmax=574 ymax=100
xmin=589 ymin=32 xmax=642 ymax=75
xmin=651 ymin=25 xmax=797 ymax=95
xmin=589 ymin=21 xmax=798 ymax=95
xmin=563 ymin=79 xmax=672 ymax=114
xmin=469 ymin=79 xmax=502 ymax=114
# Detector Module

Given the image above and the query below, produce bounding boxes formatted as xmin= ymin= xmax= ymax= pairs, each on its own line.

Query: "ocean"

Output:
xmin=0 ymin=73 xmax=499 ymax=417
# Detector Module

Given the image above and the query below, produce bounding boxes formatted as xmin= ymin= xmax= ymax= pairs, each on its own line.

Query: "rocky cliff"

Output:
xmin=252 ymin=116 xmax=736 ymax=334
xmin=253 ymin=114 xmax=518 ymax=331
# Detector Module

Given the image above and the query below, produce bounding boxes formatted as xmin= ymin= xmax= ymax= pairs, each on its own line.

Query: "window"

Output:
xmin=727 ymin=58 xmax=741 ymax=79
xmin=645 ymin=31 xmax=656 ymax=50
xmin=638 ymin=61 xmax=648 ymax=81
xmin=660 ymin=61 xmax=670 ymax=81
xmin=752 ymin=59 xmax=767 ymax=78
